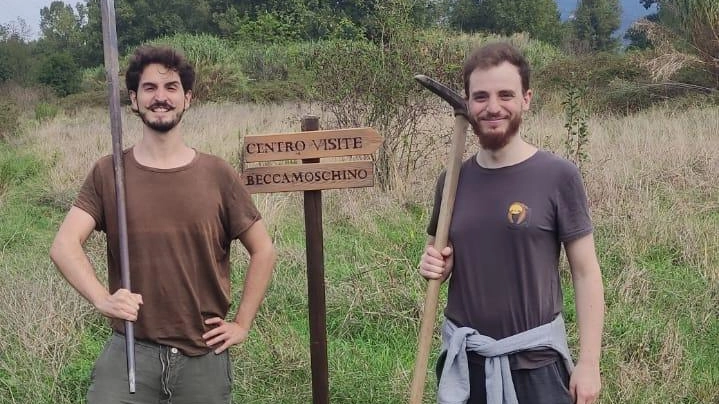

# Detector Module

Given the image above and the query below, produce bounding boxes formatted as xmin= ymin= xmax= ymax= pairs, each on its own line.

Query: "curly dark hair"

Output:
xmin=125 ymin=46 xmax=195 ymax=94
xmin=462 ymin=42 xmax=531 ymax=97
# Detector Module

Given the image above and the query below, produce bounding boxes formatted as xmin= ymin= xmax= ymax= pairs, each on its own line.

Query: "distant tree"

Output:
xmin=40 ymin=1 xmax=84 ymax=48
xmin=38 ymin=1 xmax=103 ymax=68
xmin=210 ymin=0 xmax=436 ymax=42
xmin=446 ymin=0 xmax=564 ymax=46
xmin=572 ymin=0 xmax=622 ymax=52
xmin=38 ymin=52 xmax=81 ymax=96
xmin=0 ymin=22 xmax=36 ymax=84
xmin=651 ymin=0 xmax=719 ymax=87
xmin=624 ymin=13 xmax=659 ymax=50
xmin=1 ymin=19 xmax=33 ymax=42
xmin=625 ymin=0 xmax=660 ymax=49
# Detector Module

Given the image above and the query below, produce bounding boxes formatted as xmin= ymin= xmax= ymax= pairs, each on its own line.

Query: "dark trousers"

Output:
xmin=87 ymin=332 xmax=232 ymax=404
xmin=437 ymin=354 xmax=573 ymax=404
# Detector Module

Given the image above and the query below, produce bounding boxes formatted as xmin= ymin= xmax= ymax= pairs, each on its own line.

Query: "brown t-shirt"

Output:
xmin=427 ymin=150 xmax=592 ymax=369
xmin=75 ymin=148 xmax=261 ymax=355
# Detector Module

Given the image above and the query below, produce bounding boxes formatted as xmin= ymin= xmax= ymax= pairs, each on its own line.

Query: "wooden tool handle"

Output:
xmin=409 ymin=115 xmax=468 ymax=403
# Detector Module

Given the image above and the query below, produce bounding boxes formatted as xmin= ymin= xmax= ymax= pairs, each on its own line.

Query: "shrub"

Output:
xmin=235 ymin=41 xmax=317 ymax=82
xmin=37 ymin=52 xmax=82 ymax=97
xmin=80 ymin=66 xmax=108 ymax=93
xmin=143 ymin=34 xmax=249 ymax=102
xmin=537 ymin=52 xmax=648 ymax=92
xmin=231 ymin=41 xmax=316 ymax=102
xmin=535 ymin=51 xmax=680 ymax=114
xmin=562 ymin=80 xmax=590 ymax=173
xmin=35 ymin=102 xmax=58 ymax=122
xmin=0 ymin=99 xmax=20 ymax=141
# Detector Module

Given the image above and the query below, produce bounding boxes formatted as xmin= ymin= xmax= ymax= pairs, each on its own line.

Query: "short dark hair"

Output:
xmin=125 ymin=46 xmax=195 ymax=94
xmin=462 ymin=42 xmax=530 ymax=97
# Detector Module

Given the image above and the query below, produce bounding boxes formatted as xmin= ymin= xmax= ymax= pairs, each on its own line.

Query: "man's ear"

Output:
xmin=184 ymin=90 xmax=192 ymax=109
xmin=129 ymin=91 xmax=138 ymax=113
xmin=522 ymin=89 xmax=533 ymax=111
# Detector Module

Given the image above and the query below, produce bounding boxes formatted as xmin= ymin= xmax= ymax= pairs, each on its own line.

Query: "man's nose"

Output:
xmin=486 ymin=96 xmax=501 ymax=114
xmin=153 ymin=88 xmax=168 ymax=102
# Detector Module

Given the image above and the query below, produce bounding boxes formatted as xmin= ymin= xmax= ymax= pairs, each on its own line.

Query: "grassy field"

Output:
xmin=0 ymin=101 xmax=717 ymax=403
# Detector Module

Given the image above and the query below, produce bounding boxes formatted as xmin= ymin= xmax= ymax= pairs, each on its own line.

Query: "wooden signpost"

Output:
xmin=243 ymin=116 xmax=382 ymax=404
xmin=244 ymin=127 xmax=383 ymax=163
xmin=243 ymin=126 xmax=382 ymax=193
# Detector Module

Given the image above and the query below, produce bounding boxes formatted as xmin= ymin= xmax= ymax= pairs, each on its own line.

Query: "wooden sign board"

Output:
xmin=244 ymin=161 xmax=374 ymax=194
xmin=244 ymin=127 xmax=382 ymax=163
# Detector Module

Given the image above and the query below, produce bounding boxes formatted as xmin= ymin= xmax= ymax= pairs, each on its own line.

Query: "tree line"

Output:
xmin=0 ymin=0 xmax=716 ymax=96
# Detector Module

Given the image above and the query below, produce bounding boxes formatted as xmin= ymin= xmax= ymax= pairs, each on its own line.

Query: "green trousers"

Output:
xmin=87 ymin=332 xmax=232 ymax=404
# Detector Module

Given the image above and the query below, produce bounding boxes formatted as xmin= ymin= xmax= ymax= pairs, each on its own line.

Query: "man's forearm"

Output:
xmin=50 ymin=237 xmax=109 ymax=307
xmin=573 ymin=270 xmax=605 ymax=364
xmin=232 ymin=247 xmax=276 ymax=330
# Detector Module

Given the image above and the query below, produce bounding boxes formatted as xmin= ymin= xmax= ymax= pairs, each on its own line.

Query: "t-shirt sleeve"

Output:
xmin=227 ymin=171 xmax=261 ymax=240
xmin=74 ymin=161 xmax=106 ymax=231
xmin=426 ymin=171 xmax=446 ymax=237
xmin=556 ymin=163 xmax=593 ymax=243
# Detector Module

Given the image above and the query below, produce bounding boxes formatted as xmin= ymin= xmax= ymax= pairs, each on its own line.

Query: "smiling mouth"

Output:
xmin=149 ymin=103 xmax=174 ymax=112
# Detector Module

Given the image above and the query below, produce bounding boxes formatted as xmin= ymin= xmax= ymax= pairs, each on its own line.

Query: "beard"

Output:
xmin=137 ymin=102 xmax=185 ymax=133
xmin=471 ymin=113 xmax=522 ymax=151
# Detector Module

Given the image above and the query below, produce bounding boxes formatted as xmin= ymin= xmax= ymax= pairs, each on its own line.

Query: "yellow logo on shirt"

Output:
xmin=507 ymin=202 xmax=528 ymax=225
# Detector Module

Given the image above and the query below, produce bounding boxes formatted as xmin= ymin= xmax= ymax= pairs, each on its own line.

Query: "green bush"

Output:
xmin=80 ymin=65 xmax=108 ymax=93
xmin=235 ymin=41 xmax=316 ymax=82
xmin=535 ymin=51 xmax=679 ymax=113
xmin=537 ymin=52 xmax=648 ymax=91
xmin=37 ymin=52 xmax=82 ymax=97
xmin=143 ymin=34 xmax=249 ymax=102
xmin=35 ymin=102 xmax=59 ymax=122
xmin=232 ymin=41 xmax=317 ymax=102
xmin=234 ymin=12 xmax=301 ymax=43
xmin=0 ymin=99 xmax=20 ymax=141
xmin=58 ymin=90 xmax=117 ymax=117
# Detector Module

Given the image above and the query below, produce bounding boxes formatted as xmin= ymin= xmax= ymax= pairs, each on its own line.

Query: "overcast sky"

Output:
xmin=1 ymin=0 xmax=73 ymax=39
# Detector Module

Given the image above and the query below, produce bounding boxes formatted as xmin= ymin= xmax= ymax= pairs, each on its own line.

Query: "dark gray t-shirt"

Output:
xmin=427 ymin=150 xmax=592 ymax=369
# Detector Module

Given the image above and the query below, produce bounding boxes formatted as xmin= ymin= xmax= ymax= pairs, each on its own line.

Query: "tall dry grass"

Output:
xmin=5 ymin=101 xmax=718 ymax=402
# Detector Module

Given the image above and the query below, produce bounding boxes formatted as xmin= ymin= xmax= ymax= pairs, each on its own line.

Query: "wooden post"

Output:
xmin=302 ymin=115 xmax=330 ymax=404
xmin=241 ymin=119 xmax=384 ymax=402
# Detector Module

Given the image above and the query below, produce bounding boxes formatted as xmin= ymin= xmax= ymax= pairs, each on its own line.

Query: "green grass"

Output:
xmin=1 ymin=132 xmax=717 ymax=403
xmin=56 ymin=320 xmax=111 ymax=403
xmin=228 ymin=196 xmax=437 ymax=403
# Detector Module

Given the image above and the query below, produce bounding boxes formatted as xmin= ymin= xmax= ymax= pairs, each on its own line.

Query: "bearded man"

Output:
xmin=50 ymin=45 xmax=276 ymax=403
xmin=418 ymin=42 xmax=604 ymax=404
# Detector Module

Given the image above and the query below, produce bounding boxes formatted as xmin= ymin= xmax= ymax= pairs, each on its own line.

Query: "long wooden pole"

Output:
xmin=99 ymin=0 xmax=135 ymax=393
xmin=301 ymin=115 xmax=330 ymax=404
xmin=409 ymin=115 xmax=468 ymax=403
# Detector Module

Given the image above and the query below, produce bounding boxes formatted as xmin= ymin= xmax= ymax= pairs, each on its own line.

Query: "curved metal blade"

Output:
xmin=414 ymin=74 xmax=468 ymax=117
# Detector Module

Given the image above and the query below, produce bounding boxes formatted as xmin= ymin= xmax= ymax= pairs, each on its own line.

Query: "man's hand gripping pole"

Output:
xmin=409 ymin=75 xmax=468 ymax=404
xmin=99 ymin=0 xmax=136 ymax=393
